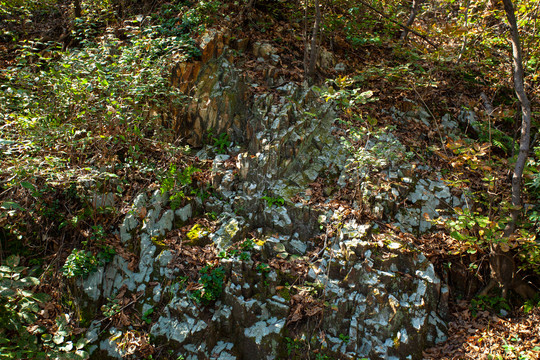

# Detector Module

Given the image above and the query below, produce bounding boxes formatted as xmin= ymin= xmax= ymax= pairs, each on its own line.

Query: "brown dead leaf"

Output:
xmin=186 ymin=282 xmax=204 ymax=291
xmin=289 ymin=307 xmax=303 ymax=323
xmin=305 ymin=306 xmax=323 ymax=317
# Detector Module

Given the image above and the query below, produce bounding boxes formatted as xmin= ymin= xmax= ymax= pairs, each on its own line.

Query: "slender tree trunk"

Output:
xmin=306 ymin=0 xmax=321 ymax=81
xmin=502 ymin=0 xmax=532 ymax=219
xmin=400 ymin=0 xmax=423 ymax=40
xmin=74 ymin=0 xmax=81 ymax=18
xmin=457 ymin=0 xmax=471 ymax=63
xmin=480 ymin=0 xmax=535 ymax=300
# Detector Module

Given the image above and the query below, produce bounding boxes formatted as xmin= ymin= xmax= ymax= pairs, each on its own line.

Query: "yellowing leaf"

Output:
xmin=499 ymin=243 xmax=510 ymax=252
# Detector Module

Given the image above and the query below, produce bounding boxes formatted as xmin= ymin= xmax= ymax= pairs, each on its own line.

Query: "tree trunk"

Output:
xmin=74 ymin=0 xmax=81 ymax=18
xmin=457 ymin=0 xmax=471 ymax=63
xmin=306 ymin=0 xmax=321 ymax=81
xmin=400 ymin=0 xmax=423 ymax=40
xmin=502 ymin=0 xmax=532 ymax=216
xmin=480 ymin=0 xmax=534 ymax=299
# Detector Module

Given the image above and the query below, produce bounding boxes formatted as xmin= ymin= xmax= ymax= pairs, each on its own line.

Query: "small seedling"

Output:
xmin=262 ymin=195 xmax=285 ymax=207
xmin=142 ymin=307 xmax=154 ymax=324
xmin=338 ymin=333 xmax=350 ymax=343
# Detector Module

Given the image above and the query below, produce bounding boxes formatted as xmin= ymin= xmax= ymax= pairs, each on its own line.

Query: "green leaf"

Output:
xmin=33 ymin=293 xmax=51 ymax=302
xmin=76 ymin=350 xmax=90 ymax=359
xmin=21 ymin=276 xmax=39 ymax=286
xmin=53 ymin=334 xmax=65 ymax=345
xmin=75 ymin=338 xmax=88 ymax=350
xmin=0 ymin=288 xmax=17 ymax=297
xmin=5 ymin=255 xmax=20 ymax=268
xmin=0 ymin=201 xmax=25 ymax=211
xmin=59 ymin=340 xmax=73 ymax=352
xmin=21 ymin=312 xmax=37 ymax=323
xmin=20 ymin=181 xmax=36 ymax=191
xmin=450 ymin=231 xmax=466 ymax=241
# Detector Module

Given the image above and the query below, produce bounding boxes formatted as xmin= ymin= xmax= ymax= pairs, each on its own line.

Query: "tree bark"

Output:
xmin=480 ymin=0 xmax=535 ymax=299
xmin=502 ymin=0 xmax=532 ymax=219
xmin=400 ymin=0 xmax=423 ymax=40
xmin=307 ymin=0 xmax=321 ymax=81
xmin=74 ymin=0 xmax=81 ymax=18
xmin=457 ymin=0 xmax=471 ymax=63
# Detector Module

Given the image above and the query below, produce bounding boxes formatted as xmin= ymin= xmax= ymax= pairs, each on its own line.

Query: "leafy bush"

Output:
xmin=160 ymin=164 xmax=202 ymax=210
xmin=470 ymin=295 xmax=510 ymax=317
xmin=0 ymin=255 xmax=47 ymax=359
xmin=209 ymin=132 xmax=231 ymax=154
xmin=0 ymin=255 xmax=87 ymax=359
xmin=262 ymin=195 xmax=285 ymax=207
xmin=190 ymin=265 xmax=225 ymax=305
xmin=61 ymin=249 xmax=100 ymax=279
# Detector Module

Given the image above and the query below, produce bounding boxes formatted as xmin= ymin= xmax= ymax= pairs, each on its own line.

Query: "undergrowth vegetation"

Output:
xmin=0 ymin=0 xmax=539 ymax=358
xmin=0 ymin=0 xmax=221 ymax=357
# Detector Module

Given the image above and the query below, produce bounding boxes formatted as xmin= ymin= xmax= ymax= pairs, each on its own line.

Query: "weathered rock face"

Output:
xmin=169 ymin=56 xmax=249 ymax=147
xmin=311 ymin=223 xmax=448 ymax=359
xmin=78 ymin=33 xmax=451 ymax=359
xmin=82 ymin=191 xmax=447 ymax=360
xmin=169 ymin=29 xmax=248 ymax=147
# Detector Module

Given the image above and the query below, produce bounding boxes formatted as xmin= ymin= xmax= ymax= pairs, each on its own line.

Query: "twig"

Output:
xmin=355 ymin=0 xmax=438 ymax=50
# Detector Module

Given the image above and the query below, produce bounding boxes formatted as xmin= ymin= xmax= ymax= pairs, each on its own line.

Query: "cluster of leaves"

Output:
xmin=318 ymin=75 xmax=377 ymax=110
xmin=0 ymin=255 xmax=88 ymax=359
xmin=61 ymin=223 xmax=115 ymax=278
xmin=283 ymin=333 xmax=345 ymax=360
xmin=61 ymin=249 xmax=100 ymax=279
xmin=439 ymin=133 xmax=540 ymax=278
xmin=101 ymin=297 xmax=121 ymax=319
xmin=261 ymin=195 xmax=285 ymax=208
xmin=160 ymin=164 xmax=202 ymax=210
xmin=151 ymin=0 xmax=222 ymax=38
xmin=471 ymin=294 xmax=511 ymax=317
xmin=0 ymin=0 xmax=60 ymax=43
xmin=320 ymin=0 xmax=401 ymax=49
xmin=208 ymin=132 xmax=232 ymax=154
xmin=0 ymin=255 xmax=46 ymax=359
xmin=218 ymin=238 xmax=255 ymax=261
xmin=0 ymin=15 xmax=204 ymax=255
xmin=190 ymin=265 xmax=225 ymax=305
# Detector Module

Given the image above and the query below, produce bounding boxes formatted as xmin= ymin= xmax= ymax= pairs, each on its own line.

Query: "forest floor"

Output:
xmin=1 ymin=0 xmax=539 ymax=359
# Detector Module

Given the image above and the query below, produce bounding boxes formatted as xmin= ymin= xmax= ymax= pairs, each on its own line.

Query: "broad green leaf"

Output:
xmin=0 ymin=201 xmax=25 ymax=211
xmin=21 ymin=277 xmax=39 ymax=286
xmin=20 ymin=181 xmax=36 ymax=190
xmin=0 ymin=288 xmax=17 ymax=297
xmin=59 ymin=340 xmax=73 ymax=352
xmin=53 ymin=334 xmax=65 ymax=345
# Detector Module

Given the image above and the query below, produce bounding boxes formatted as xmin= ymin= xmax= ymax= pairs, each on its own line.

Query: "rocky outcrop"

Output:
xmin=78 ymin=34 xmax=452 ymax=360
xmin=82 ymin=189 xmax=447 ymax=360
xmin=169 ymin=29 xmax=249 ymax=147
